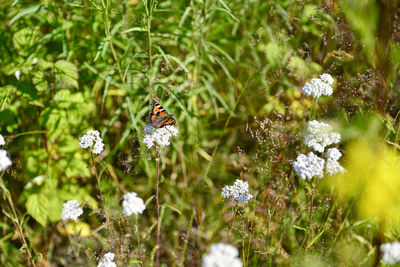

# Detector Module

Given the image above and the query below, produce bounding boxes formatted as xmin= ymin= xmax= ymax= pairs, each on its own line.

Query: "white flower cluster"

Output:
xmin=325 ymin=148 xmax=345 ymax=175
xmin=302 ymin=73 xmax=334 ymax=98
xmin=97 ymin=252 xmax=117 ymax=267
xmin=221 ymin=179 xmax=253 ymax=203
xmin=202 ymin=243 xmax=243 ymax=267
xmin=0 ymin=150 xmax=12 ymax=172
xmin=0 ymin=134 xmax=5 ymax=146
xmin=61 ymin=200 xmax=83 ymax=221
xmin=381 ymin=242 xmax=400 ymax=265
xmin=122 ymin=192 xmax=146 ymax=216
xmin=292 ymin=152 xmax=325 ymax=180
xmin=79 ymin=130 xmax=105 ymax=154
xmin=142 ymin=125 xmax=178 ymax=149
xmin=304 ymin=120 xmax=341 ymax=153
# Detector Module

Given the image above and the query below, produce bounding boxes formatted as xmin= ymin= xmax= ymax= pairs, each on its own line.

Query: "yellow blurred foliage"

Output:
xmin=331 ymin=139 xmax=400 ymax=230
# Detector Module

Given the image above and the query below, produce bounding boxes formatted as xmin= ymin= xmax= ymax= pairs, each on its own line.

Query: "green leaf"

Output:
xmin=54 ymin=60 xmax=79 ymax=89
xmin=26 ymin=193 xmax=49 ymax=226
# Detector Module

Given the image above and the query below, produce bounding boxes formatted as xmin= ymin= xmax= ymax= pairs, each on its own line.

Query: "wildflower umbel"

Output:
xmin=122 ymin=192 xmax=146 ymax=216
xmin=302 ymin=73 xmax=334 ymax=98
xmin=97 ymin=252 xmax=117 ymax=267
xmin=304 ymin=120 xmax=341 ymax=153
xmin=325 ymin=148 xmax=345 ymax=175
xmin=142 ymin=125 xmax=178 ymax=149
xmin=222 ymin=179 xmax=253 ymax=203
xmin=292 ymin=152 xmax=325 ymax=180
xmin=61 ymin=200 xmax=83 ymax=221
xmin=0 ymin=150 xmax=12 ymax=172
xmin=202 ymin=243 xmax=243 ymax=267
xmin=0 ymin=134 xmax=4 ymax=146
xmin=381 ymin=242 xmax=400 ymax=265
xmin=79 ymin=130 xmax=105 ymax=154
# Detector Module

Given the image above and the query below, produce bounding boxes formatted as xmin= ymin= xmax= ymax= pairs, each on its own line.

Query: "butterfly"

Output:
xmin=144 ymin=101 xmax=175 ymax=133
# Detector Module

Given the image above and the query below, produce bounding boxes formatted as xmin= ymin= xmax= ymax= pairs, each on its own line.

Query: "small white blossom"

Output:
xmin=292 ymin=152 xmax=325 ymax=180
xmin=326 ymin=148 xmax=342 ymax=161
xmin=304 ymin=120 xmax=341 ymax=153
xmin=325 ymin=158 xmax=345 ymax=175
xmin=221 ymin=179 xmax=253 ymax=203
xmin=122 ymin=192 xmax=146 ymax=216
xmin=61 ymin=200 xmax=83 ymax=221
xmin=0 ymin=150 xmax=12 ymax=171
xmin=25 ymin=175 xmax=45 ymax=189
xmin=319 ymin=73 xmax=334 ymax=85
xmin=0 ymin=134 xmax=4 ymax=146
xmin=15 ymin=70 xmax=21 ymax=80
xmin=32 ymin=58 xmax=38 ymax=65
xmin=97 ymin=252 xmax=116 ymax=267
xmin=142 ymin=125 xmax=178 ymax=149
xmin=202 ymin=243 xmax=243 ymax=267
xmin=381 ymin=242 xmax=400 ymax=265
xmin=302 ymin=77 xmax=333 ymax=98
xmin=79 ymin=130 xmax=105 ymax=154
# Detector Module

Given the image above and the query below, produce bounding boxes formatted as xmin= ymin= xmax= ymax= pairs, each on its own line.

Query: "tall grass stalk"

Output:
xmin=0 ymin=172 xmax=36 ymax=267
xmin=135 ymin=215 xmax=144 ymax=267
xmin=90 ymin=152 xmax=116 ymax=252
xmin=155 ymin=147 xmax=161 ymax=267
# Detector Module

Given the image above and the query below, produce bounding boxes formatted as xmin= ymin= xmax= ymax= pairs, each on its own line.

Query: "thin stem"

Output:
xmin=301 ymin=179 xmax=316 ymax=249
xmin=228 ymin=204 xmax=237 ymax=243
xmin=100 ymin=0 xmax=123 ymax=81
xmin=90 ymin=153 xmax=116 ymax=253
xmin=135 ymin=215 xmax=144 ymax=267
xmin=155 ymin=147 xmax=161 ymax=267
xmin=144 ymin=0 xmax=155 ymax=103
xmin=0 ymin=174 xmax=36 ymax=267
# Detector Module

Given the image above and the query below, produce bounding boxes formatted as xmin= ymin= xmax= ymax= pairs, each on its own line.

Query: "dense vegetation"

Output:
xmin=1 ymin=0 xmax=400 ymax=266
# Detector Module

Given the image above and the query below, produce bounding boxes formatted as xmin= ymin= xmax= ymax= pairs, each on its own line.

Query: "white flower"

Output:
xmin=79 ymin=130 xmax=105 ymax=154
xmin=326 ymin=148 xmax=342 ymax=161
xmin=0 ymin=150 xmax=12 ymax=172
xmin=292 ymin=152 xmax=325 ymax=180
xmin=142 ymin=125 xmax=178 ymax=149
xmin=25 ymin=175 xmax=45 ymax=189
xmin=319 ymin=73 xmax=334 ymax=85
xmin=122 ymin=192 xmax=146 ymax=216
xmin=61 ymin=200 xmax=83 ymax=221
xmin=202 ymin=243 xmax=243 ymax=267
xmin=97 ymin=252 xmax=116 ymax=267
xmin=304 ymin=120 xmax=341 ymax=152
xmin=381 ymin=242 xmax=400 ymax=265
xmin=0 ymin=134 xmax=4 ymax=146
xmin=302 ymin=77 xmax=333 ymax=98
xmin=325 ymin=158 xmax=345 ymax=175
xmin=15 ymin=70 xmax=21 ymax=80
xmin=32 ymin=58 xmax=38 ymax=65
xmin=221 ymin=179 xmax=253 ymax=203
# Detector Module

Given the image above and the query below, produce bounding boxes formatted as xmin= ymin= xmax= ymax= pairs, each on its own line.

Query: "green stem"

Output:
xmin=155 ymin=147 xmax=161 ymax=267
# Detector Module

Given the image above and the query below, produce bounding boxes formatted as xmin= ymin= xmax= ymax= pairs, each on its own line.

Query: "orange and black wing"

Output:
xmin=149 ymin=102 xmax=167 ymax=124
xmin=153 ymin=117 xmax=176 ymax=128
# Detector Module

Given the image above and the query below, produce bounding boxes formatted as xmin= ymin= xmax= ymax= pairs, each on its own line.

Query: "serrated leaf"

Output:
xmin=54 ymin=60 xmax=79 ymax=89
xmin=26 ymin=193 xmax=49 ymax=226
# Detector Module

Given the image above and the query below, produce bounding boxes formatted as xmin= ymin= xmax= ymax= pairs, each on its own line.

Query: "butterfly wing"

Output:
xmin=149 ymin=102 xmax=167 ymax=124
xmin=152 ymin=116 xmax=176 ymax=128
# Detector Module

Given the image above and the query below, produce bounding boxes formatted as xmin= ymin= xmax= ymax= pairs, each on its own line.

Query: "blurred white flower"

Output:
xmin=142 ymin=125 xmax=178 ymax=149
xmin=15 ymin=70 xmax=21 ymax=80
xmin=302 ymin=77 xmax=333 ymax=98
xmin=326 ymin=148 xmax=342 ymax=161
xmin=25 ymin=175 xmax=45 ymax=189
xmin=0 ymin=134 xmax=4 ymax=146
xmin=79 ymin=130 xmax=104 ymax=154
xmin=32 ymin=58 xmax=38 ymax=65
xmin=325 ymin=158 xmax=345 ymax=176
xmin=292 ymin=152 xmax=325 ymax=180
xmin=381 ymin=242 xmax=400 ymax=265
xmin=97 ymin=252 xmax=116 ymax=267
xmin=122 ymin=192 xmax=146 ymax=216
xmin=319 ymin=73 xmax=334 ymax=85
xmin=304 ymin=120 xmax=341 ymax=153
xmin=0 ymin=150 xmax=12 ymax=172
xmin=202 ymin=243 xmax=243 ymax=267
xmin=222 ymin=179 xmax=253 ymax=203
xmin=61 ymin=200 xmax=83 ymax=221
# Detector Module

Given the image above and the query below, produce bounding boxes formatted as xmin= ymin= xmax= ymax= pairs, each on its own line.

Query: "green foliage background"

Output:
xmin=1 ymin=0 xmax=400 ymax=266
